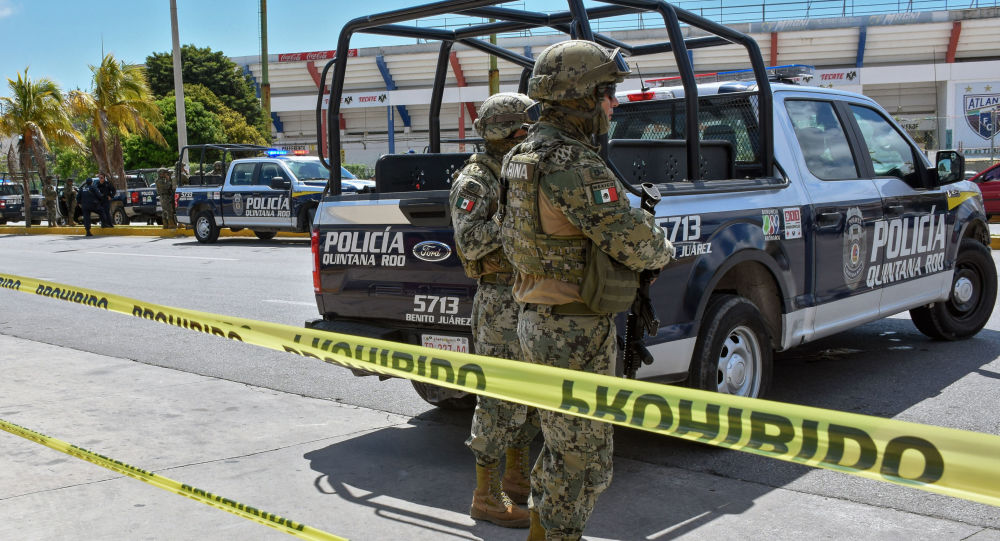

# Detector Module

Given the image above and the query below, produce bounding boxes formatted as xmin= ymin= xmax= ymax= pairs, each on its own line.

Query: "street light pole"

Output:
xmin=170 ymin=0 xmax=188 ymax=164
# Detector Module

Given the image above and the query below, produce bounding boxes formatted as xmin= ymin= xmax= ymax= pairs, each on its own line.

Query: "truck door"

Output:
xmin=844 ymin=103 xmax=951 ymax=316
xmin=783 ymin=97 xmax=885 ymax=338
xmin=254 ymin=162 xmax=292 ymax=227
xmin=221 ymin=162 xmax=267 ymax=227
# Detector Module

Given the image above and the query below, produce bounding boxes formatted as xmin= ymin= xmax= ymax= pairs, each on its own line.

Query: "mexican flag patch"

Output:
xmin=592 ymin=186 xmax=618 ymax=204
xmin=457 ymin=197 xmax=476 ymax=211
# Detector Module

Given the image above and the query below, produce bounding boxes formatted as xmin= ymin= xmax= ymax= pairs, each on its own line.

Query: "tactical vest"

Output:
xmin=501 ymin=146 xmax=588 ymax=284
xmin=453 ymin=153 xmax=514 ymax=279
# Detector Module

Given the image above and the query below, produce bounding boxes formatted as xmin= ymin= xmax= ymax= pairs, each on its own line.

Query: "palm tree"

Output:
xmin=0 ymin=68 xmax=84 ymax=228
xmin=68 ymin=53 xmax=166 ymax=191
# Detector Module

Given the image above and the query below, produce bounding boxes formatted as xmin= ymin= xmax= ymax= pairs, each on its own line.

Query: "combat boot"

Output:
xmin=471 ymin=463 xmax=530 ymax=528
xmin=525 ymin=509 xmax=545 ymax=541
xmin=502 ymin=446 xmax=531 ymax=505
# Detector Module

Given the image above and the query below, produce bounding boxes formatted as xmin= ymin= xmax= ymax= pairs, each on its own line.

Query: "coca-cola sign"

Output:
xmin=277 ymin=49 xmax=358 ymax=62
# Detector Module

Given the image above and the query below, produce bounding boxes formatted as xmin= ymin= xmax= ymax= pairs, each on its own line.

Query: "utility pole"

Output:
xmin=170 ymin=0 xmax=187 ymax=164
xmin=489 ymin=20 xmax=499 ymax=95
xmin=261 ymin=0 xmax=271 ymax=140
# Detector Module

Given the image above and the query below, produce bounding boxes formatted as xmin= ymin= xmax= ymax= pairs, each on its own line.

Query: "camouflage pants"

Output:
xmin=45 ymin=197 xmax=57 ymax=226
xmin=64 ymin=194 xmax=76 ymax=226
xmin=519 ymin=306 xmax=615 ymax=540
xmin=158 ymin=190 xmax=176 ymax=227
xmin=466 ymin=282 xmax=540 ymax=466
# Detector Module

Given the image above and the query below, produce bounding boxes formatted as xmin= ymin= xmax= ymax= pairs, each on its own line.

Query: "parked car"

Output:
xmin=969 ymin=162 xmax=1000 ymax=217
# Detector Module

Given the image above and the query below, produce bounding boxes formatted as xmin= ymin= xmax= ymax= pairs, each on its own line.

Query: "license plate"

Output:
xmin=421 ymin=334 xmax=469 ymax=353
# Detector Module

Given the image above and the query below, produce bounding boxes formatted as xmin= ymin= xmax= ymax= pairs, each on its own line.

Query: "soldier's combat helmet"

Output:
xmin=527 ymin=40 xmax=630 ymax=102
xmin=157 ymin=167 xmax=169 ymax=177
xmin=473 ymin=93 xmax=539 ymax=141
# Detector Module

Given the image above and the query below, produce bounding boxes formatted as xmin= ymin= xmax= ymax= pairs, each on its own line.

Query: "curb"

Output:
xmin=0 ymin=225 xmax=308 ymax=238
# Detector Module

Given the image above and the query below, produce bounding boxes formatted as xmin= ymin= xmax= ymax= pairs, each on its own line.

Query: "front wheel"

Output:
xmin=411 ymin=381 xmax=477 ymax=410
xmin=253 ymin=230 xmax=276 ymax=240
xmin=910 ymin=238 xmax=997 ymax=340
xmin=686 ymin=294 xmax=772 ymax=398
xmin=193 ymin=211 xmax=220 ymax=244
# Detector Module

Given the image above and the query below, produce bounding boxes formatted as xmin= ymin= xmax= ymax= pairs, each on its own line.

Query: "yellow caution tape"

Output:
xmin=3 ymin=272 xmax=1000 ymax=509
xmin=0 ymin=418 xmax=346 ymax=541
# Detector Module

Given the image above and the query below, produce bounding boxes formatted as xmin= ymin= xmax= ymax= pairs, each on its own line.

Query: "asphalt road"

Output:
xmin=1 ymin=233 xmax=999 ymax=529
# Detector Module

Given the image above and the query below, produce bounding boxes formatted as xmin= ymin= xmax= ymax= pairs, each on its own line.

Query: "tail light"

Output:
xmin=627 ymin=92 xmax=656 ymax=102
xmin=311 ymin=228 xmax=321 ymax=293
xmin=131 ymin=192 xmax=139 ymax=203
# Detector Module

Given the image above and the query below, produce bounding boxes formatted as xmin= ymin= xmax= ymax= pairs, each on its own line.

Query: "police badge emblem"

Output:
xmin=233 ymin=193 xmax=244 ymax=216
xmin=842 ymin=206 xmax=866 ymax=288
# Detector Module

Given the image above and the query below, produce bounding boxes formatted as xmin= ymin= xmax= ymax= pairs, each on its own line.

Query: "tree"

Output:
xmin=146 ymin=45 xmax=267 ymax=138
xmin=67 ymin=53 xmax=166 ymax=191
xmin=51 ymin=142 xmax=97 ymax=181
xmin=122 ymin=96 xmax=224 ymax=169
xmin=0 ymin=68 xmax=84 ymax=227
xmin=172 ymin=84 xmax=266 ymax=145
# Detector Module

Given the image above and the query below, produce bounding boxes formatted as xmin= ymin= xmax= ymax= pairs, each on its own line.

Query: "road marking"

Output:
xmin=262 ymin=299 xmax=315 ymax=306
xmin=87 ymin=251 xmax=238 ymax=261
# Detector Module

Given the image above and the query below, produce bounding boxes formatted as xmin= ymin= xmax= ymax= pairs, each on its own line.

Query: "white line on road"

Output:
xmin=87 ymin=251 xmax=239 ymax=261
xmin=262 ymin=299 xmax=315 ymax=306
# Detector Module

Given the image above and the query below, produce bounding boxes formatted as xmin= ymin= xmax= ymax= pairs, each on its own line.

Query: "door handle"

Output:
xmin=886 ymin=204 xmax=904 ymax=217
xmin=817 ymin=212 xmax=843 ymax=230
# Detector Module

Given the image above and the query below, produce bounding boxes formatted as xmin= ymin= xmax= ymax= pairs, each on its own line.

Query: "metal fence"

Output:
xmin=413 ymin=0 xmax=999 ymax=38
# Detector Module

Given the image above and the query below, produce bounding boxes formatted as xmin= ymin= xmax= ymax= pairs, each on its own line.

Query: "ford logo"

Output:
xmin=412 ymin=240 xmax=452 ymax=262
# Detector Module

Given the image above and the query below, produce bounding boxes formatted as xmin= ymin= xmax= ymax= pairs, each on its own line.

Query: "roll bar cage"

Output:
xmin=317 ymin=0 xmax=773 ymax=195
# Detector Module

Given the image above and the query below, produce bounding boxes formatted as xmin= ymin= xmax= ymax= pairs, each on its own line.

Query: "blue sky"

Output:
xmin=0 ymin=0 xmax=583 ymax=97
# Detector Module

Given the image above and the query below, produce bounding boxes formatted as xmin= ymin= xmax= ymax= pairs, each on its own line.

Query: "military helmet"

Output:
xmin=527 ymin=40 xmax=631 ymax=101
xmin=213 ymin=161 xmax=223 ymax=169
xmin=158 ymin=167 xmax=169 ymax=176
xmin=473 ymin=93 xmax=539 ymax=141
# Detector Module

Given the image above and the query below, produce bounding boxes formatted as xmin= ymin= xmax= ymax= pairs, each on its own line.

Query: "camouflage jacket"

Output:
xmin=450 ymin=152 xmax=513 ymax=279
xmin=501 ymin=121 xmax=671 ymax=304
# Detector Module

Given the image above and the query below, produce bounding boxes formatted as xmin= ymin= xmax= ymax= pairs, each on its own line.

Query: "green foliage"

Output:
xmin=343 ymin=163 xmax=374 ymax=179
xmin=168 ymin=84 xmax=267 ymax=145
xmin=51 ymin=143 xmax=97 ymax=180
xmin=146 ymin=45 xmax=265 ymax=137
xmin=123 ymin=96 xmax=224 ymax=169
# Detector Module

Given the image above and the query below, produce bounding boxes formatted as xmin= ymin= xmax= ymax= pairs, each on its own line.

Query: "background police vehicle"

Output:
xmin=0 ymin=178 xmax=47 ymax=225
xmin=174 ymin=144 xmax=372 ymax=243
xmin=306 ymin=0 xmax=996 ymax=408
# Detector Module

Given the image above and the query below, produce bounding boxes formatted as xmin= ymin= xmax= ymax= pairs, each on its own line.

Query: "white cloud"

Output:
xmin=0 ymin=1 xmax=15 ymax=19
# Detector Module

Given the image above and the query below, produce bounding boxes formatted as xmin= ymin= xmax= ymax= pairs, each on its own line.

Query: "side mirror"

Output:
xmin=270 ymin=176 xmax=291 ymax=189
xmin=935 ymin=150 xmax=965 ymax=185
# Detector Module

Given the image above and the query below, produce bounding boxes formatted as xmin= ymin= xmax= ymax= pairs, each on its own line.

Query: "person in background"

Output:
xmin=77 ymin=178 xmax=101 ymax=237
xmin=95 ymin=173 xmax=115 ymax=227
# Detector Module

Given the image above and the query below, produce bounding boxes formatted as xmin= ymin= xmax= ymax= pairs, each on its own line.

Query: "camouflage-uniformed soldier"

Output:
xmin=157 ymin=167 xmax=177 ymax=228
xmin=211 ymin=161 xmax=225 ymax=177
xmin=43 ymin=176 xmax=58 ymax=226
xmin=62 ymin=180 xmax=77 ymax=226
xmin=452 ymin=92 xmax=541 ymax=529
xmin=500 ymin=41 xmax=672 ymax=540
xmin=175 ymin=161 xmax=189 ymax=187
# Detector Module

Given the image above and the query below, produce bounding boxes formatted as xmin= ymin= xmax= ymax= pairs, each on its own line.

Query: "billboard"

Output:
xmin=954 ymin=81 xmax=1000 ymax=153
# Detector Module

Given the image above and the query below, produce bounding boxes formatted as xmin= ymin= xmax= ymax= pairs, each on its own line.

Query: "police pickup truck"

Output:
xmin=305 ymin=0 xmax=996 ymax=408
xmin=0 ymin=180 xmax=46 ymax=225
xmin=175 ymin=152 xmax=372 ymax=243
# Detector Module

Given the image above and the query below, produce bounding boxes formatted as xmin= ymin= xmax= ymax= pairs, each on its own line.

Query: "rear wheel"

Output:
xmin=411 ymin=381 xmax=477 ymax=410
xmin=193 ymin=210 xmax=220 ymax=244
xmin=111 ymin=206 xmax=128 ymax=225
xmin=253 ymin=230 xmax=276 ymax=240
xmin=910 ymin=238 xmax=997 ymax=340
xmin=686 ymin=294 xmax=772 ymax=398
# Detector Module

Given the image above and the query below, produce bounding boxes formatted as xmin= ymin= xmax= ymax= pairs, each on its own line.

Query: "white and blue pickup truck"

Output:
xmin=304 ymin=0 xmax=996 ymax=408
xmin=175 ymin=154 xmax=373 ymax=243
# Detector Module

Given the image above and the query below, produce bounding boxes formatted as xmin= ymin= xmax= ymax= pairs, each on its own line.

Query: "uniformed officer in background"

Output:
xmin=211 ymin=160 xmax=225 ymax=178
xmin=500 ymin=40 xmax=672 ymax=540
xmin=175 ymin=160 xmax=189 ymax=187
xmin=451 ymin=92 xmax=541 ymax=529
xmin=62 ymin=179 xmax=77 ymax=226
xmin=157 ymin=167 xmax=177 ymax=229
xmin=43 ymin=175 xmax=58 ymax=226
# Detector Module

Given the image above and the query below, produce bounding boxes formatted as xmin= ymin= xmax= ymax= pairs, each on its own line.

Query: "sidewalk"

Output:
xmin=0 ymin=224 xmax=306 ymax=238
xmin=1 ymin=334 xmax=997 ymax=541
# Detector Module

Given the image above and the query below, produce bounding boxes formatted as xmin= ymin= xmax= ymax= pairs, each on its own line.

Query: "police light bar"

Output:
xmin=266 ymin=148 xmax=289 ymax=157
xmin=646 ymin=64 xmax=814 ymax=87
xmin=292 ymin=149 xmax=309 ymax=156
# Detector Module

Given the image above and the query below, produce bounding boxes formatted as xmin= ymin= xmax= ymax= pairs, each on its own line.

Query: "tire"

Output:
xmin=411 ymin=380 xmax=477 ymax=410
xmin=30 ymin=220 xmax=41 ymax=226
xmin=253 ymin=230 xmax=276 ymax=240
xmin=909 ymin=238 xmax=997 ymax=340
xmin=193 ymin=210 xmax=220 ymax=244
xmin=686 ymin=294 xmax=772 ymax=398
xmin=111 ymin=206 xmax=128 ymax=225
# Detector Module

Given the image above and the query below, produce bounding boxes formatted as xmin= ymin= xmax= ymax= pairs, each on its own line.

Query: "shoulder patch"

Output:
xmin=456 ymin=191 xmax=479 ymax=212
xmin=590 ymin=182 xmax=620 ymax=204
